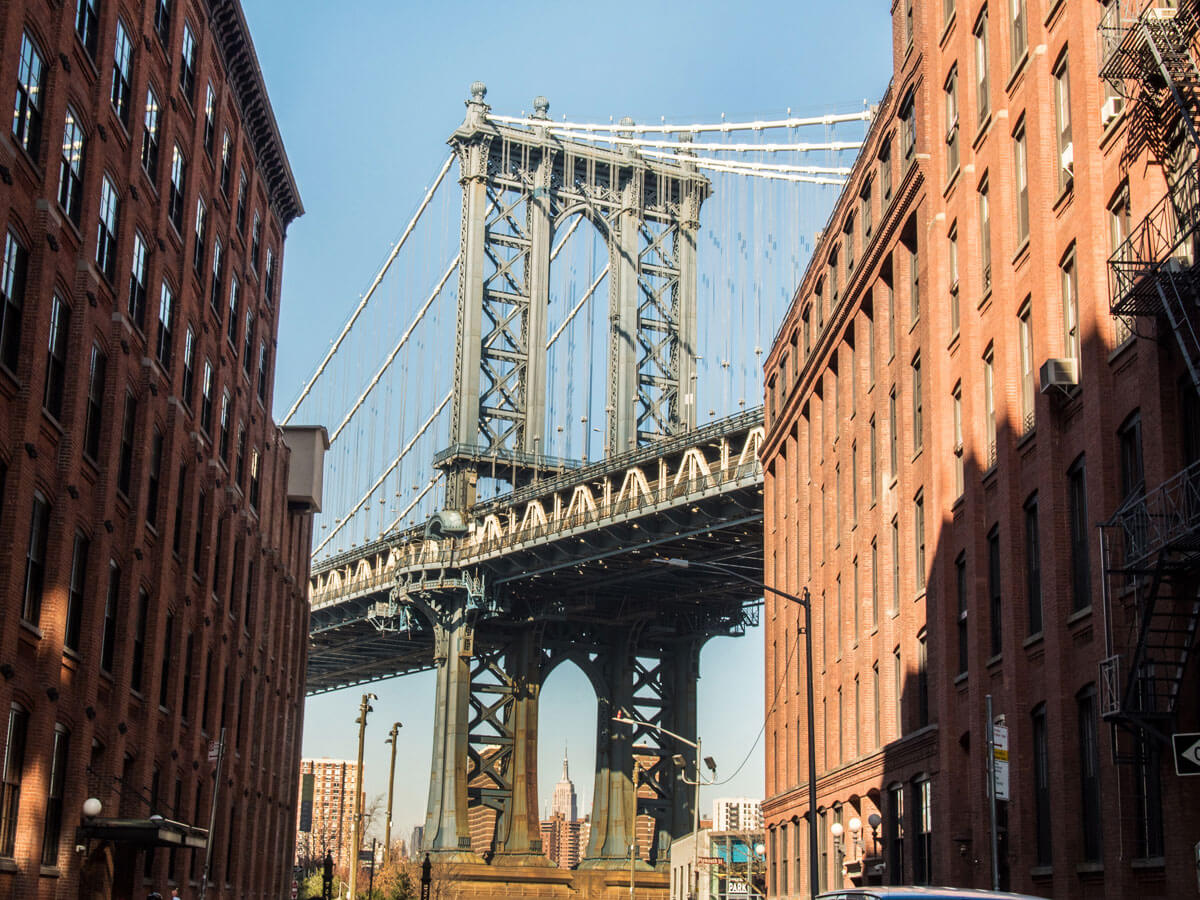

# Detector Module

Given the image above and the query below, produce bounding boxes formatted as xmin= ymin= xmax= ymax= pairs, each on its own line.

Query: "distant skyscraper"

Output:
xmin=551 ymin=748 xmax=578 ymax=821
xmin=295 ymin=759 xmax=361 ymax=872
xmin=712 ymin=798 xmax=763 ymax=832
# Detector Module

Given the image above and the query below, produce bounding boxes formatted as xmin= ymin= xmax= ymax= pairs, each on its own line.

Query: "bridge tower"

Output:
xmin=437 ymin=82 xmax=710 ymax=510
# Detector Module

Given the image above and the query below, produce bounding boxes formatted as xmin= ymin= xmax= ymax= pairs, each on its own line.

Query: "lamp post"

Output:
xmin=611 ymin=712 xmax=715 ymax=900
xmin=651 ymin=557 xmax=818 ymax=900
xmin=348 ymin=692 xmax=377 ymax=900
xmin=384 ymin=722 xmax=402 ymax=860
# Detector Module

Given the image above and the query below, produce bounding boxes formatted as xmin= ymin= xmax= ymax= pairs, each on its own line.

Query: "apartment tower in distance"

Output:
xmin=295 ymin=760 xmax=361 ymax=874
xmin=762 ymin=0 xmax=1200 ymax=898
xmin=0 ymin=1 xmax=325 ymax=899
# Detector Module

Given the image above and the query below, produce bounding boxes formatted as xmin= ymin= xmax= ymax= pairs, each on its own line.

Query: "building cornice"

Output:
xmin=205 ymin=0 xmax=304 ymax=227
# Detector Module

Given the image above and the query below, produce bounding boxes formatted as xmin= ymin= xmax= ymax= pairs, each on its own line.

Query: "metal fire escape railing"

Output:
xmin=1098 ymin=0 xmax=1200 ymax=743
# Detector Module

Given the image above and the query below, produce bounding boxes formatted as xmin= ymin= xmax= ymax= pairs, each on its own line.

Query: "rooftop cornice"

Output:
xmin=205 ymin=0 xmax=304 ymax=227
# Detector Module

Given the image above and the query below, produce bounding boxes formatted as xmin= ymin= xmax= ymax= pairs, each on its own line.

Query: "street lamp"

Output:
xmin=611 ymin=711 xmax=715 ymax=900
xmin=651 ymin=556 xmax=819 ymax=900
xmin=349 ymin=692 xmax=377 ymax=900
xmin=384 ymin=722 xmax=403 ymax=861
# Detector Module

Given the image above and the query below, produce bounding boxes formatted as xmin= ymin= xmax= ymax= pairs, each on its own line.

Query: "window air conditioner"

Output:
xmin=1148 ymin=6 xmax=1178 ymax=21
xmin=1102 ymin=96 xmax=1124 ymax=125
xmin=1039 ymin=358 xmax=1079 ymax=393
xmin=1061 ymin=143 xmax=1075 ymax=176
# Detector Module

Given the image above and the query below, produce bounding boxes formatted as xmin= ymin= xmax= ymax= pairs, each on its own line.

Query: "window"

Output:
xmin=160 ymin=612 xmax=174 ymax=708
xmin=900 ymin=89 xmax=916 ymax=160
xmin=949 ymin=225 xmax=960 ymax=336
xmin=869 ymin=415 xmax=879 ymax=503
xmin=211 ymin=237 xmax=224 ymax=313
xmin=871 ymin=539 xmax=879 ymax=627
xmin=181 ymin=633 xmax=195 ymax=719
xmin=912 ymin=354 xmax=922 ymax=452
xmin=84 ymin=343 xmax=107 ymax=460
xmin=913 ymin=779 xmax=932 ymax=883
xmin=886 ymin=783 xmax=904 ymax=884
xmin=880 ymin=139 xmax=893 ymax=201
xmin=945 ymin=66 xmax=960 ymax=176
xmin=194 ymin=197 xmax=207 ymax=274
xmin=147 ymin=429 xmax=163 ymax=529
xmin=237 ymin=171 xmax=248 ymax=232
xmin=974 ymin=7 xmax=990 ymax=125
xmin=1018 ymin=303 xmax=1035 ymax=433
xmin=243 ymin=310 xmax=255 ymax=375
xmin=1014 ymin=120 xmax=1029 ymax=242
xmin=1054 ymin=51 xmax=1073 ymax=192
xmin=12 ymin=33 xmax=44 ymax=157
xmin=1010 ymin=0 xmax=1027 ymax=68
xmin=836 ymin=574 xmax=843 ymax=657
xmin=914 ymin=491 xmax=925 ymax=593
xmin=851 ymin=442 xmax=859 ymax=524
xmin=221 ymin=132 xmax=232 ymax=195
xmin=44 ymin=293 xmax=70 ymax=420
xmin=873 ymin=660 xmax=881 ymax=747
xmin=182 ymin=325 xmax=195 ymax=402
xmin=862 ymin=183 xmax=873 ymax=237
xmin=944 ymin=0 xmax=955 ymax=26
xmin=193 ymin=490 xmax=206 ymax=576
xmin=953 ymin=384 xmax=964 ymax=497
xmin=235 ymin=425 xmax=246 ymax=487
xmin=111 ymin=21 xmax=134 ymax=126
xmin=258 ymin=340 xmax=269 ymax=402
xmin=117 ymin=392 xmax=137 ymax=496
xmin=265 ymin=247 xmax=277 ymax=304
xmin=156 ymin=281 xmax=175 ymax=370
xmin=956 ymin=552 xmax=968 ymax=674
xmin=1025 ymin=494 xmax=1042 ymax=635
xmin=909 ymin=239 xmax=920 ymax=323
xmin=97 ymin=175 xmax=120 ymax=281
xmin=219 ymin=391 xmax=231 ymax=461
xmin=979 ymin=175 xmax=992 ymax=294
xmin=101 ymin=561 xmax=119 ymax=673
xmin=249 ymin=448 xmax=260 ymax=510
xmin=201 ymin=360 xmax=214 ymax=434
xmin=891 ymin=517 xmax=900 ymax=615
xmin=904 ymin=0 xmax=914 ymax=47
xmin=142 ymin=86 xmax=161 ymax=181
xmin=1134 ymin=737 xmax=1165 ymax=859
xmin=889 ymin=387 xmax=898 ymax=476
xmin=172 ymin=464 xmax=186 ymax=555
xmin=130 ymin=588 xmax=149 ymax=693
xmin=155 ymin=0 xmax=172 ymax=46
xmin=169 ymin=146 xmax=186 ymax=232
xmin=1062 ymin=249 xmax=1079 ymax=361
xmin=180 ymin=23 xmax=197 ymax=104
xmin=1110 ymin=184 xmax=1133 ymax=344
xmin=203 ymin=83 xmax=216 ymax=156
xmin=227 ymin=275 xmax=241 ymax=348
xmin=983 ymin=345 xmax=996 ymax=467
xmin=40 ymin=725 xmax=69 ymax=865
xmin=1032 ymin=704 xmax=1051 ymax=866
xmin=0 ymin=704 xmax=29 ymax=856
xmin=1069 ymin=456 xmax=1091 ymax=612
xmin=75 ymin=0 xmax=99 ymax=58
xmin=252 ymin=213 xmax=262 ymax=268
xmin=1077 ymin=685 xmax=1103 ymax=861
xmin=22 ymin=492 xmax=51 ymax=625
xmin=59 ymin=107 xmax=86 ymax=225
xmin=987 ymin=525 xmax=1001 ymax=657
xmin=1119 ymin=412 xmax=1145 ymax=502
xmin=65 ymin=534 xmax=89 ymax=652
xmin=1 ymin=233 xmax=27 ymax=374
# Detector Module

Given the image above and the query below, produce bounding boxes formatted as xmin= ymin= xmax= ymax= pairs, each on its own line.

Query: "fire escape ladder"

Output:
xmin=1141 ymin=11 xmax=1200 ymax=153
xmin=1122 ymin=570 xmax=1200 ymax=737
xmin=1155 ymin=266 xmax=1200 ymax=392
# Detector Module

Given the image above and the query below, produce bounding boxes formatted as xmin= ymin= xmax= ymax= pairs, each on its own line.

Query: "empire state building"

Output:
xmin=551 ymin=750 xmax=578 ymax=821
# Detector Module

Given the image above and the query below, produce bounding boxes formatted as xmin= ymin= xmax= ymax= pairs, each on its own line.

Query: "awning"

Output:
xmin=76 ymin=817 xmax=208 ymax=849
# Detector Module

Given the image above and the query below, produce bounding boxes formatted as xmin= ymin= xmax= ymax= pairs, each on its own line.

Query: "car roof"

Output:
xmin=817 ymin=888 xmax=1048 ymax=900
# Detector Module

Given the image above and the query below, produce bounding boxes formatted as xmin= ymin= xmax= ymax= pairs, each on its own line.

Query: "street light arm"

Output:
xmin=611 ymin=712 xmax=698 ymax=750
xmin=651 ymin=557 xmax=808 ymax=608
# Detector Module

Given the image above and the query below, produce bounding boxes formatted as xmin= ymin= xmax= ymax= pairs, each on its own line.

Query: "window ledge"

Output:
xmin=986 ymin=653 xmax=1003 ymax=670
xmin=973 ymin=113 xmax=993 ymax=150
xmin=1067 ymin=605 xmax=1092 ymax=626
xmin=1075 ymin=862 xmax=1104 ymax=876
xmin=20 ymin=619 xmax=44 ymax=640
xmin=1016 ymin=426 xmax=1036 ymax=450
xmin=1108 ymin=333 xmax=1137 ymax=364
xmin=40 ymin=865 xmax=61 ymax=878
xmin=939 ymin=11 xmax=957 ymax=47
xmin=1012 ymin=237 xmax=1031 ymax=268
xmin=954 ymin=671 xmax=968 ymax=687
xmin=1053 ymin=181 xmax=1074 ymax=214
xmin=1131 ymin=856 xmax=1165 ymax=871
xmin=1030 ymin=865 xmax=1053 ymax=879
xmin=1023 ymin=631 xmax=1044 ymax=650
xmin=1006 ymin=53 xmax=1030 ymax=95
xmin=943 ymin=166 xmax=961 ymax=198
xmin=0 ymin=857 xmax=17 ymax=873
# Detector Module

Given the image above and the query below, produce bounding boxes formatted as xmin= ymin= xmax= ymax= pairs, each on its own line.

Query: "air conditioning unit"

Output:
xmin=1148 ymin=5 xmax=1178 ymax=21
xmin=1102 ymin=96 xmax=1124 ymax=125
xmin=1061 ymin=143 xmax=1075 ymax=176
xmin=1040 ymin=357 xmax=1079 ymax=393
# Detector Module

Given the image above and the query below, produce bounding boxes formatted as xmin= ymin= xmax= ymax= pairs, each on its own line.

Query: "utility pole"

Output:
xmin=199 ymin=728 xmax=225 ymax=900
xmin=385 ymin=722 xmax=402 ymax=861
xmin=349 ymin=693 xmax=377 ymax=900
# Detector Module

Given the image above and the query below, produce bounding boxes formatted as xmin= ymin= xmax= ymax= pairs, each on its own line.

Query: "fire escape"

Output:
xmin=1098 ymin=0 xmax=1200 ymax=749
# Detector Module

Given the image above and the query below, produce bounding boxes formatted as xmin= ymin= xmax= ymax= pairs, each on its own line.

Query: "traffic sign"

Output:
xmin=291 ymin=879 xmax=299 ymax=899
xmin=992 ymin=723 xmax=1010 ymax=801
xmin=1173 ymin=732 xmax=1200 ymax=775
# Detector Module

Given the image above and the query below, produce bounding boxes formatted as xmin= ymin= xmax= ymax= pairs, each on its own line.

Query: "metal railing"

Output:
xmin=1109 ymin=160 xmax=1200 ymax=316
xmin=1105 ymin=458 xmax=1200 ymax=567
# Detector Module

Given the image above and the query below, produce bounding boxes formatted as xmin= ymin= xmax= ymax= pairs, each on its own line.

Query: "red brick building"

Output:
xmin=295 ymin=760 xmax=360 ymax=875
xmin=0 ymin=1 xmax=323 ymax=899
xmin=762 ymin=1 xmax=1200 ymax=898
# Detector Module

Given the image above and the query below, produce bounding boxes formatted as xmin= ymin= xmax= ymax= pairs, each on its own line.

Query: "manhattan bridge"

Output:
xmin=286 ymin=83 xmax=870 ymax=889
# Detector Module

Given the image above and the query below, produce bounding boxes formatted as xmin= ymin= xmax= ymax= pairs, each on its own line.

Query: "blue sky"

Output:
xmin=242 ymin=0 xmax=894 ymax=844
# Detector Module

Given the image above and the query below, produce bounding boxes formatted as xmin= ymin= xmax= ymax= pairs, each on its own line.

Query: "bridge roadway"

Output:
xmin=307 ymin=407 xmax=766 ymax=692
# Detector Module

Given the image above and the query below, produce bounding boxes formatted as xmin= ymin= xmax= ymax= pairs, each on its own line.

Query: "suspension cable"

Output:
xmin=385 ymin=476 xmax=441 ymax=534
xmin=638 ymin=151 xmax=847 ymax=185
xmin=282 ymin=153 xmax=455 ymax=425
xmin=313 ymin=392 xmax=452 ymax=556
xmin=545 ymin=129 xmax=863 ymax=155
xmin=329 ymin=254 xmax=459 ymax=444
xmin=487 ymin=109 xmax=873 ymax=134
xmin=547 ymin=265 xmax=609 ymax=349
